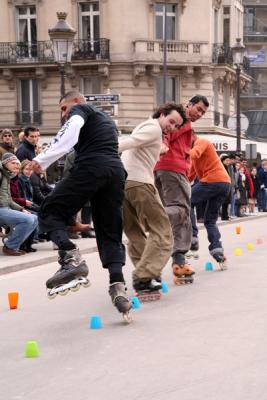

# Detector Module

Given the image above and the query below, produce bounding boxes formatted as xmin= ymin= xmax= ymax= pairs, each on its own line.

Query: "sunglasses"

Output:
xmin=3 ymin=134 xmax=12 ymax=137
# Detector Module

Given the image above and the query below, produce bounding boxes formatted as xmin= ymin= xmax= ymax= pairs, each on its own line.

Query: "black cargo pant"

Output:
xmin=38 ymin=163 xmax=126 ymax=268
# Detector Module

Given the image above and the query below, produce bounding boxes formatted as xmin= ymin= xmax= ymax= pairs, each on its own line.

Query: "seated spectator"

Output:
xmin=10 ymin=162 xmax=38 ymax=252
xmin=16 ymin=126 xmax=39 ymax=161
xmin=0 ymin=129 xmax=15 ymax=160
xmin=30 ymin=168 xmax=53 ymax=206
xmin=0 ymin=153 xmax=38 ymax=256
xmin=19 ymin=159 xmax=39 ymax=212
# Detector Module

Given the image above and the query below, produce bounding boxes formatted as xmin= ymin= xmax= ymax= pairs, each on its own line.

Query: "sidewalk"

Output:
xmin=1 ymin=212 xmax=267 ymax=276
xmin=0 ymin=237 xmax=97 ymax=276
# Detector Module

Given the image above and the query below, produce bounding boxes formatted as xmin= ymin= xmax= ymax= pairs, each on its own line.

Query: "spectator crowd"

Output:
xmin=0 ymin=126 xmax=94 ymax=256
xmin=0 ymin=124 xmax=267 ymax=258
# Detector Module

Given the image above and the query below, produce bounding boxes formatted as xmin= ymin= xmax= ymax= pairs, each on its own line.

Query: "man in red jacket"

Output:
xmin=154 ymin=95 xmax=209 ymax=284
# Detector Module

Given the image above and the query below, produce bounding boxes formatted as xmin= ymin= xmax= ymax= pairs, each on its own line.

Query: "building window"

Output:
xmin=223 ymin=7 xmax=230 ymax=46
xmin=155 ymin=3 xmax=176 ymax=40
xmin=79 ymin=2 xmax=100 ymax=41
xmin=17 ymin=79 xmax=40 ymax=124
xmin=156 ymin=76 xmax=177 ymax=105
xmin=80 ymin=77 xmax=101 ymax=95
xmin=16 ymin=6 xmax=37 ymax=57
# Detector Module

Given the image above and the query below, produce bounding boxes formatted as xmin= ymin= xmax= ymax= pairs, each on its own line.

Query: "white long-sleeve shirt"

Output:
xmin=33 ymin=115 xmax=85 ymax=170
xmin=119 ymin=118 xmax=163 ymax=185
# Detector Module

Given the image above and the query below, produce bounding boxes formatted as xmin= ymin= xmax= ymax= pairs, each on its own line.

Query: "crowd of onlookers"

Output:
xmin=0 ymin=127 xmax=94 ymax=256
xmin=0 ymin=126 xmax=267 ymax=257
xmin=195 ymin=152 xmax=267 ymax=223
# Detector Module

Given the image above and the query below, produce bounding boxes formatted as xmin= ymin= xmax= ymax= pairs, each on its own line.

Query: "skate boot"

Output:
xmin=109 ymin=282 xmax=132 ymax=323
xmin=46 ymin=248 xmax=90 ymax=299
xmin=133 ymin=278 xmax=162 ymax=302
xmin=172 ymin=263 xmax=195 ymax=285
xmin=185 ymin=237 xmax=199 ymax=260
xmin=211 ymin=250 xmax=227 ymax=271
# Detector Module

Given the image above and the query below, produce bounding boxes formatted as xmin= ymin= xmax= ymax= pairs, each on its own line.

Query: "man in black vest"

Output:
xmin=31 ymin=90 xmax=131 ymax=320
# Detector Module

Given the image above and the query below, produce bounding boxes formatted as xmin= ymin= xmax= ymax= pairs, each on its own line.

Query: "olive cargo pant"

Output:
xmin=123 ymin=181 xmax=173 ymax=281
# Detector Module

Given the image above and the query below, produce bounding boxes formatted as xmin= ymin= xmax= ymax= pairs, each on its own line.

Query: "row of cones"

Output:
xmin=234 ymin=224 xmax=266 ymax=256
xmin=11 ymin=282 xmax=170 ymax=357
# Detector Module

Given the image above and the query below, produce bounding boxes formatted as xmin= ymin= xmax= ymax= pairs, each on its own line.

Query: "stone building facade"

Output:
xmin=0 ymin=0 xmax=249 ymax=137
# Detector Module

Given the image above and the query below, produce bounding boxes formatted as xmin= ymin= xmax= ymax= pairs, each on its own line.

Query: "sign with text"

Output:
xmin=246 ymin=50 xmax=265 ymax=65
xmin=85 ymin=94 xmax=119 ymax=104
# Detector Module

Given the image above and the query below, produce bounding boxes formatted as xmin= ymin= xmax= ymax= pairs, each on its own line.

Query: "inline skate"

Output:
xmin=46 ymin=248 xmax=90 ymax=299
xmin=133 ymin=278 xmax=162 ymax=302
xmin=109 ymin=282 xmax=132 ymax=323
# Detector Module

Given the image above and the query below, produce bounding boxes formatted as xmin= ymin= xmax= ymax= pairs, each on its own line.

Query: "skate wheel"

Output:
xmin=82 ymin=280 xmax=91 ymax=288
xmin=58 ymin=288 xmax=69 ymax=296
xmin=123 ymin=312 xmax=132 ymax=324
xmin=47 ymin=292 xmax=57 ymax=300
xmin=70 ymin=284 xmax=80 ymax=292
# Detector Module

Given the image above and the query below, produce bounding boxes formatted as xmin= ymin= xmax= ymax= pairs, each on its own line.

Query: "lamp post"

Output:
xmin=232 ymin=38 xmax=245 ymax=153
xmin=163 ymin=0 xmax=168 ymax=103
xmin=48 ymin=12 xmax=76 ymax=97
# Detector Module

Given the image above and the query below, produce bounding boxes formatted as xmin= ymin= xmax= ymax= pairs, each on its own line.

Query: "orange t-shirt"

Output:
xmin=189 ymin=138 xmax=231 ymax=184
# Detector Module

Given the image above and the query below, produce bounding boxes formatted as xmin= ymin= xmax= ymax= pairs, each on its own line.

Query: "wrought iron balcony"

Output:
xmin=15 ymin=111 xmax=42 ymax=125
xmin=212 ymin=44 xmax=233 ymax=65
xmin=0 ymin=39 xmax=110 ymax=65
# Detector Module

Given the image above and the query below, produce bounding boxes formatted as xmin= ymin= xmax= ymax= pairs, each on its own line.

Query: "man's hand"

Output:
xmin=22 ymin=209 xmax=31 ymax=214
xmin=29 ymin=160 xmax=42 ymax=173
xmin=25 ymin=200 xmax=33 ymax=207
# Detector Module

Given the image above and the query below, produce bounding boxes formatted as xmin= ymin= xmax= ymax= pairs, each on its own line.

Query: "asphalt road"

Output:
xmin=1 ymin=217 xmax=267 ymax=400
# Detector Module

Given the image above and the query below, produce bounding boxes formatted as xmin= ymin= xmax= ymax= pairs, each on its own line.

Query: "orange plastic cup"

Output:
xmin=235 ymin=226 xmax=241 ymax=234
xmin=8 ymin=292 xmax=19 ymax=310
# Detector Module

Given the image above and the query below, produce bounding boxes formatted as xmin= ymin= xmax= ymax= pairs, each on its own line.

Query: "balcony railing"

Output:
xmin=213 ymin=44 xmax=251 ymax=74
xmin=15 ymin=111 xmax=42 ymax=125
xmin=212 ymin=44 xmax=233 ymax=65
xmin=133 ymin=40 xmax=210 ymax=64
xmin=241 ymin=82 xmax=267 ymax=97
xmin=0 ymin=39 xmax=110 ymax=65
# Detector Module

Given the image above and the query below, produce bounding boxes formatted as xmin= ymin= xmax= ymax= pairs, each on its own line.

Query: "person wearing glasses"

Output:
xmin=0 ymin=129 xmax=15 ymax=160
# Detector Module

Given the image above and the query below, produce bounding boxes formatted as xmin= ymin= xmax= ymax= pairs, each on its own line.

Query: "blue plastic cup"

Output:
xmin=89 ymin=315 xmax=103 ymax=329
xmin=205 ymin=261 xmax=213 ymax=271
xmin=131 ymin=296 xmax=141 ymax=309
xmin=161 ymin=281 xmax=169 ymax=293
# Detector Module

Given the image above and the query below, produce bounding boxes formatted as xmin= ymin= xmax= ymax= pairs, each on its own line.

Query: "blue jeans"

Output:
xmin=191 ymin=182 xmax=230 ymax=253
xmin=0 ymin=208 xmax=38 ymax=250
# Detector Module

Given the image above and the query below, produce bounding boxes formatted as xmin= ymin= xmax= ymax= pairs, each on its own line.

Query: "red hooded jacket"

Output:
xmin=154 ymin=122 xmax=192 ymax=177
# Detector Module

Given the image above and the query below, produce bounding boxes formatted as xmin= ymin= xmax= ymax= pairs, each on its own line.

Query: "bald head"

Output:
xmin=59 ymin=90 xmax=87 ymax=122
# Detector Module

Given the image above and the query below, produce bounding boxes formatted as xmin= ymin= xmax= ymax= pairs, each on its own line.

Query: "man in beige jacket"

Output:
xmin=119 ymin=103 xmax=187 ymax=295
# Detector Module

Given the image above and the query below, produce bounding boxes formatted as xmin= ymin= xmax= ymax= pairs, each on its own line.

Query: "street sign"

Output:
xmin=227 ymin=113 xmax=249 ymax=132
xmin=85 ymin=94 xmax=119 ymax=104
xmin=245 ymin=143 xmax=257 ymax=160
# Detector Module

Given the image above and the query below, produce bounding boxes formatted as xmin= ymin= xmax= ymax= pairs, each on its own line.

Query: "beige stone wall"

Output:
xmin=0 ymin=0 xmax=246 ymax=136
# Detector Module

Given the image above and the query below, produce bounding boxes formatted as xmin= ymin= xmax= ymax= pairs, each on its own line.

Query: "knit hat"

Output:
xmin=2 ymin=152 xmax=18 ymax=166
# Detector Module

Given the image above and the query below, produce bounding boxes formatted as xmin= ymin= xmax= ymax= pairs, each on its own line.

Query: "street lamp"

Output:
xmin=48 ymin=12 xmax=76 ymax=97
xmin=163 ymin=0 xmax=167 ymax=103
xmin=232 ymin=38 xmax=245 ymax=153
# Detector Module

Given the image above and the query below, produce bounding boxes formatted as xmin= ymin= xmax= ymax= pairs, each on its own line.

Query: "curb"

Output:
xmin=1 ymin=214 xmax=266 ymax=277
xmin=0 ymin=245 xmax=98 ymax=276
